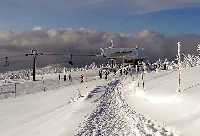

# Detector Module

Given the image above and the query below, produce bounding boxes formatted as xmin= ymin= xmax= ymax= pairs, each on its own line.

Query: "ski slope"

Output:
xmin=124 ymin=66 xmax=200 ymax=136
xmin=0 ymin=70 xmax=108 ymax=136
xmin=0 ymin=66 xmax=200 ymax=136
xmin=75 ymin=79 xmax=178 ymax=136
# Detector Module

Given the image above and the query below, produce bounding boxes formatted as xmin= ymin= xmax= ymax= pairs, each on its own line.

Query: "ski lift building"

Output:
xmin=104 ymin=47 xmax=146 ymax=66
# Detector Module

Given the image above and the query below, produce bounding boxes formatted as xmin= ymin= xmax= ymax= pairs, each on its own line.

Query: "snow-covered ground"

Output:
xmin=75 ymin=79 xmax=178 ymax=136
xmin=1 ymin=66 xmax=200 ymax=136
xmin=124 ymin=66 xmax=200 ymax=136
xmin=0 ymin=69 xmax=109 ymax=136
xmin=0 ymin=69 xmax=99 ymax=99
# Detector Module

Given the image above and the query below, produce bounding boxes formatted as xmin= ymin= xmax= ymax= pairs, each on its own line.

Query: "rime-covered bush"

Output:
xmin=182 ymin=54 xmax=200 ymax=68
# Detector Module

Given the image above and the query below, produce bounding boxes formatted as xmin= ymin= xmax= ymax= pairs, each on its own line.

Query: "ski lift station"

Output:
xmin=100 ymin=40 xmax=145 ymax=66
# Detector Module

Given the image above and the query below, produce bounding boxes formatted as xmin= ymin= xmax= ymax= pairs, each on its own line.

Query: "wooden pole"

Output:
xmin=25 ymin=49 xmax=41 ymax=81
xmin=122 ymin=56 xmax=125 ymax=74
xmin=33 ymin=55 xmax=36 ymax=81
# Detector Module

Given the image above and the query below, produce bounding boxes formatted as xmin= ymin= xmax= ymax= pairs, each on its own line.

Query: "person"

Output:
xmin=113 ymin=69 xmax=117 ymax=75
xmin=42 ymin=76 xmax=46 ymax=92
xmin=105 ymin=71 xmax=108 ymax=80
xmin=68 ymin=73 xmax=72 ymax=82
xmin=58 ymin=74 xmax=61 ymax=80
xmin=80 ymin=74 xmax=84 ymax=83
xmin=99 ymin=70 xmax=102 ymax=79
xmin=64 ymin=75 xmax=66 ymax=81
xmin=142 ymin=81 xmax=145 ymax=89
xmin=124 ymin=69 xmax=128 ymax=75
xmin=141 ymin=73 xmax=144 ymax=80
xmin=163 ymin=63 xmax=167 ymax=70
xmin=120 ymin=69 xmax=123 ymax=76
xmin=98 ymin=70 xmax=101 ymax=78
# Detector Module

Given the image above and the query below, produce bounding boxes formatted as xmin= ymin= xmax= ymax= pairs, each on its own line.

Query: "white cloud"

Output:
xmin=134 ymin=0 xmax=200 ymax=13
xmin=32 ymin=26 xmax=43 ymax=31
xmin=47 ymin=29 xmax=58 ymax=37
xmin=0 ymin=28 xmax=199 ymax=61
xmin=73 ymin=0 xmax=200 ymax=13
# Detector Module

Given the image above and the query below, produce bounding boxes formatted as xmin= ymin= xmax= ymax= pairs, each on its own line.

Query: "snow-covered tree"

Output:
xmin=182 ymin=53 xmax=200 ymax=68
xmin=197 ymin=43 xmax=200 ymax=55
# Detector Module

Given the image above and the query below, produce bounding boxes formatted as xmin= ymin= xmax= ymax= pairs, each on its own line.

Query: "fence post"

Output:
xmin=142 ymin=81 xmax=145 ymax=89
xmin=141 ymin=73 xmax=145 ymax=89
xmin=42 ymin=77 xmax=46 ymax=92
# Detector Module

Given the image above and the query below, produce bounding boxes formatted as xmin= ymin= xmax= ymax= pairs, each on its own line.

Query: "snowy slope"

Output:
xmin=0 ymin=70 xmax=108 ymax=136
xmin=0 ymin=69 xmax=99 ymax=99
xmin=123 ymin=66 xmax=200 ymax=136
xmin=75 ymin=79 xmax=178 ymax=136
xmin=1 ymin=65 xmax=200 ymax=136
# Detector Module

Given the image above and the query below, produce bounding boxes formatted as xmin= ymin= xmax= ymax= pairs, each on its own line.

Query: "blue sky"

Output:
xmin=0 ymin=0 xmax=200 ymax=35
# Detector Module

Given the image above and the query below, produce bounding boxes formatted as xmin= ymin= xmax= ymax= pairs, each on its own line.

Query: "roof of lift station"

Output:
xmin=100 ymin=40 xmax=145 ymax=60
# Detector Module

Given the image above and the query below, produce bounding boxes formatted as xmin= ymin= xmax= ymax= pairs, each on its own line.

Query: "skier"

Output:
xmin=80 ymin=74 xmax=84 ymax=83
xmin=99 ymin=70 xmax=102 ymax=79
xmin=141 ymin=73 xmax=144 ymax=80
xmin=64 ymin=75 xmax=66 ymax=81
xmin=163 ymin=63 xmax=167 ymax=70
xmin=58 ymin=74 xmax=61 ymax=80
xmin=142 ymin=81 xmax=145 ymax=89
xmin=68 ymin=73 xmax=72 ymax=82
xmin=105 ymin=71 xmax=108 ymax=80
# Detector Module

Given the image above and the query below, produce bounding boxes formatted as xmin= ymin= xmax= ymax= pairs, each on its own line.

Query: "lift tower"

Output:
xmin=26 ymin=49 xmax=43 ymax=81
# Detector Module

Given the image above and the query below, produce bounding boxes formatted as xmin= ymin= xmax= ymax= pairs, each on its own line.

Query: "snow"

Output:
xmin=124 ymin=66 xmax=200 ymax=136
xmin=0 ymin=69 xmax=108 ymax=136
xmin=0 ymin=69 xmax=99 ymax=99
xmin=1 ymin=65 xmax=200 ymax=136
xmin=75 ymin=79 xmax=178 ymax=136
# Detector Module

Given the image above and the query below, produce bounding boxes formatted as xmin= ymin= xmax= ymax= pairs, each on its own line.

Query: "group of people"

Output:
xmin=58 ymin=66 xmax=140 ymax=83
xmin=58 ymin=73 xmax=72 ymax=82
xmin=58 ymin=73 xmax=84 ymax=83
xmin=99 ymin=70 xmax=109 ymax=79
xmin=119 ymin=69 xmax=129 ymax=76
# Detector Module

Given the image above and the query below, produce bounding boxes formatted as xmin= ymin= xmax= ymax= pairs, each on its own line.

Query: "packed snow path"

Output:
xmin=75 ymin=79 xmax=178 ymax=136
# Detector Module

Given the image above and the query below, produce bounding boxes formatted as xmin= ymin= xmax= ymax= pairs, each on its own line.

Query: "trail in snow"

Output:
xmin=75 ymin=79 xmax=179 ymax=136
